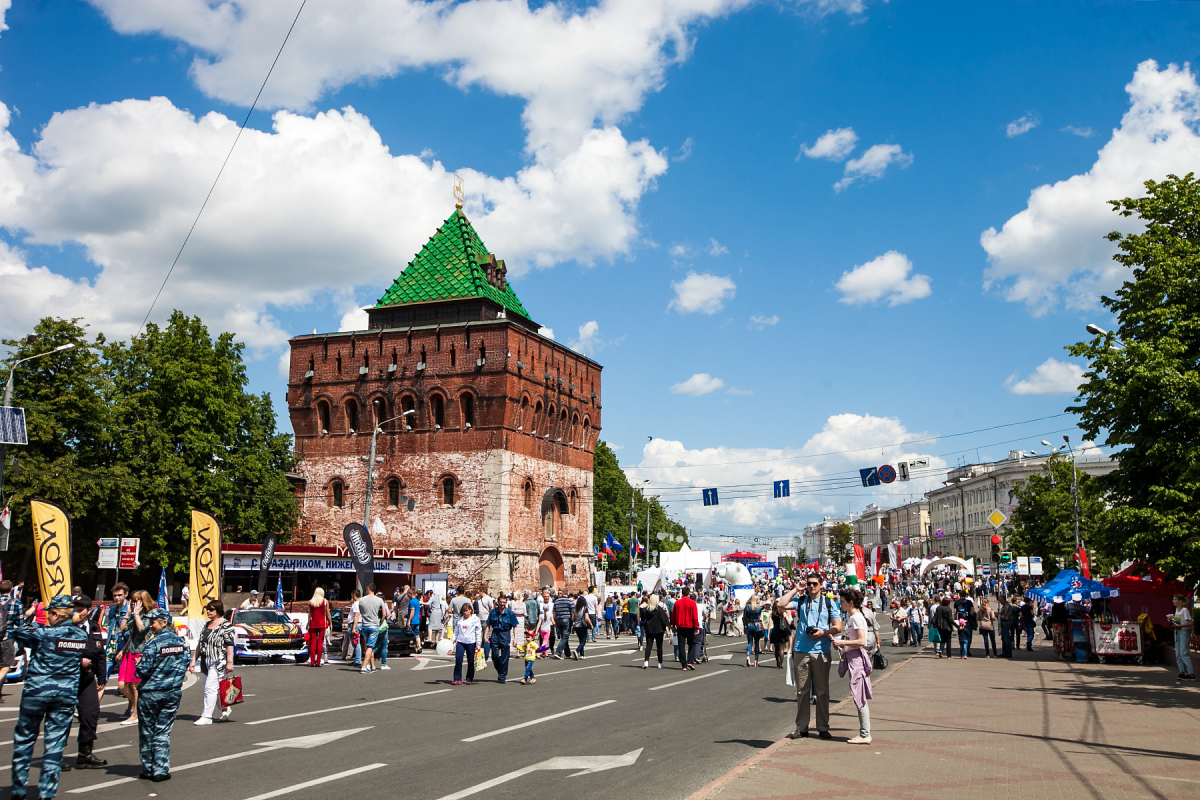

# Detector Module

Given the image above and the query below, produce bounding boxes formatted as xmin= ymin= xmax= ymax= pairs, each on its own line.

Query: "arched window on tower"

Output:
xmin=568 ymin=488 xmax=578 ymax=515
xmin=532 ymin=400 xmax=543 ymax=435
xmin=372 ymin=397 xmax=386 ymax=430
xmin=431 ymin=395 xmax=445 ymax=429
xmin=460 ymin=394 xmax=475 ymax=429
xmin=387 ymin=478 xmax=401 ymax=508
xmin=317 ymin=401 xmax=331 ymax=435
xmin=345 ymin=398 xmax=359 ymax=434
xmin=331 ymin=480 xmax=344 ymax=508
xmin=523 ymin=479 xmax=534 ymax=509
xmin=518 ymin=396 xmax=529 ymax=432
xmin=401 ymin=395 xmax=416 ymax=431
xmin=442 ymin=477 xmax=455 ymax=507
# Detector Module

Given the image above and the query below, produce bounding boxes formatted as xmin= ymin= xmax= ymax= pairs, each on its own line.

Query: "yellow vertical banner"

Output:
xmin=188 ymin=510 xmax=221 ymax=620
xmin=30 ymin=500 xmax=71 ymax=603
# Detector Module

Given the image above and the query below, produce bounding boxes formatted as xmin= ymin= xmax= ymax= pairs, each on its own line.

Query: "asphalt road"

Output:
xmin=1 ymin=634 xmax=920 ymax=800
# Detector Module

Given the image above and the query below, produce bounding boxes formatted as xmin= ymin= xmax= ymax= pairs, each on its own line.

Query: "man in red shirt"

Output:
xmin=670 ymin=586 xmax=700 ymax=671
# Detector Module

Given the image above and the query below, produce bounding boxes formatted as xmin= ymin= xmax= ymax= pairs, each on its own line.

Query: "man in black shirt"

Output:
xmin=953 ymin=591 xmax=975 ymax=658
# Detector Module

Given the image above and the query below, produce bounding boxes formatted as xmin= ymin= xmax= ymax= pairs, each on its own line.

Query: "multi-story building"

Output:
xmin=802 ymin=513 xmax=858 ymax=562
xmin=926 ymin=449 xmax=1117 ymax=566
xmin=284 ymin=205 xmax=601 ymax=594
xmin=887 ymin=500 xmax=930 ymax=560
xmin=855 ymin=504 xmax=889 ymax=548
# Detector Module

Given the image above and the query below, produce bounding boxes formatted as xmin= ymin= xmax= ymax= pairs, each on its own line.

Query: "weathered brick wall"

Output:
xmin=286 ymin=318 xmax=599 ymax=594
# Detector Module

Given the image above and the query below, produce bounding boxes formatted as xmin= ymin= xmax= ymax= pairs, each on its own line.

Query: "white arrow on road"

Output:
xmin=434 ymin=749 xmax=643 ymax=800
xmin=255 ymin=726 xmax=374 ymax=749
xmin=411 ymin=657 xmax=454 ymax=670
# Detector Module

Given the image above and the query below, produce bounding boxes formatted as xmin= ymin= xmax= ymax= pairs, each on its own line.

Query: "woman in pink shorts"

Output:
xmin=117 ymin=590 xmax=156 ymax=726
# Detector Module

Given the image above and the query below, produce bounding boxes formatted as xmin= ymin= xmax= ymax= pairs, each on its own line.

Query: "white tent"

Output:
xmin=919 ymin=556 xmax=974 ymax=578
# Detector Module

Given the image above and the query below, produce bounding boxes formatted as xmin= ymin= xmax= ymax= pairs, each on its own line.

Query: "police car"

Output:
xmin=228 ymin=609 xmax=308 ymax=663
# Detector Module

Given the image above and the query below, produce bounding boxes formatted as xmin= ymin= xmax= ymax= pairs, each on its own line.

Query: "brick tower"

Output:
xmin=285 ymin=206 xmax=600 ymax=593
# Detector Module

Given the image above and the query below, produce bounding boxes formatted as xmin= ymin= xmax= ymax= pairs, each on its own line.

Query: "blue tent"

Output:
xmin=1026 ymin=569 xmax=1119 ymax=603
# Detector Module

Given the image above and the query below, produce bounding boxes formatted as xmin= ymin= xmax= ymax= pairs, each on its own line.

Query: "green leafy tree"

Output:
xmin=1 ymin=319 xmax=134 ymax=583
xmin=1005 ymin=455 xmax=1108 ymax=578
xmin=828 ymin=522 xmax=853 ymax=561
xmin=105 ymin=311 xmax=298 ymax=574
xmin=1068 ymin=173 xmax=1200 ymax=582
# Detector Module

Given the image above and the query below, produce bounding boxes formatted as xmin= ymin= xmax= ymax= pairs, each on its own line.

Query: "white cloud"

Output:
xmin=669 ymin=243 xmax=690 ymax=258
xmin=569 ymin=320 xmax=602 ymax=355
xmin=801 ymin=127 xmax=858 ymax=161
xmin=1006 ymin=358 xmax=1085 ymax=395
xmin=834 ymin=143 xmax=912 ymax=191
xmin=668 ymin=271 xmax=736 ymax=314
xmin=671 ymin=373 xmax=725 ymax=395
xmin=0 ymin=1 xmax=9 ymax=37
xmin=708 ymin=238 xmax=728 ymax=256
xmin=538 ymin=326 xmax=555 ymax=341
xmin=748 ymin=314 xmax=778 ymax=329
xmin=834 ymin=251 xmax=931 ymax=306
xmin=1062 ymin=125 xmax=1093 ymax=138
xmin=725 ymin=386 xmax=753 ymax=396
xmin=338 ymin=305 xmax=369 ymax=332
xmin=629 ymin=413 xmax=946 ymax=540
xmin=982 ymin=60 xmax=1200 ymax=314
xmin=1006 ymin=112 xmax=1040 ymax=138
xmin=673 ymin=136 xmax=694 ymax=162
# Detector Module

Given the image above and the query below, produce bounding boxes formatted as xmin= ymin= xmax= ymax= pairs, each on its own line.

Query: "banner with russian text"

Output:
xmin=30 ymin=500 xmax=71 ymax=603
xmin=188 ymin=511 xmax=221 ymax=620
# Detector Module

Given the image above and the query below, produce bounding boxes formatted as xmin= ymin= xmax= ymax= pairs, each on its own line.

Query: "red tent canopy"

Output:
xmin=1103 ymin=563 xmax=1189 ymax=597
xmin=724 ymin=551 xmax=764 ymax=562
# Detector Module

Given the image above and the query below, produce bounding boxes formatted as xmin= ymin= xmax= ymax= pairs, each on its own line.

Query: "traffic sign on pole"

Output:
xmin=773 ymin=480 xmax=790 ymax=498
xmin=897 ymin=462 xmax=910 ymax=481
xmin=859 ymin=467 xmax=880 ymax=487
xmin=878 ymin=464 xmax=897 ymax=484
xmin=934 ymin=528 xmax=945 ymax=539
xmin=702 ymin=488 xmax=719 ymax=506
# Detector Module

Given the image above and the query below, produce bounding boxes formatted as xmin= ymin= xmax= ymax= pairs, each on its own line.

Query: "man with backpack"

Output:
xmin=0 ymin=580 xmax=22 ymax=703
xmin=954 ymin=590 xmax=976 ymax=658
xmin=778 ymin=575 xmax=842 ymax=740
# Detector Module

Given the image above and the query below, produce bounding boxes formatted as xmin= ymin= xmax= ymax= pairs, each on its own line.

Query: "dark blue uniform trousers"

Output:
xmin=11 ymin=695 xmax=77 ymax=798
xmin=137 ymin=691 xmax=181 ymax=777
xmin=490 ymin=642 xmax=510 ymax=681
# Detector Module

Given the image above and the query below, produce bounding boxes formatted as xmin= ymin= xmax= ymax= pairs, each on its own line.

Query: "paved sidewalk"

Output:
xmin=692 ymin=645 xmax=1200 ymax=800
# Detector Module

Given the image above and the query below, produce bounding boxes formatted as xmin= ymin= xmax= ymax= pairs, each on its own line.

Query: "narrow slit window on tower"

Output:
xmin=523 ymin=480 xmax=533 ymax=508
xmin=431 ymin=395 xmax=444 ymax=429
xmin=345 ymin=399 xmax=358 ymax=434
xmin=336 ymin=353 xmax=342 ymax=374
xmin=332 ymin=481 xmax=344 ymax=508
xmin=388 ymin=478 xmax=401 ymax=508
xmin=317 ymin=401 xmax=331 ymax=435
xmin=401 ymin=395 xmax=416 ymax=430
xmin=461 ymin=394 xmax=474 ymax=428
xmin=450 ymin=346 xmax=456 ymax=368
xmin=442 ymin=477 xmax=455 ymax=507
xmin=372 ymin=397 xmax=385 ymax=429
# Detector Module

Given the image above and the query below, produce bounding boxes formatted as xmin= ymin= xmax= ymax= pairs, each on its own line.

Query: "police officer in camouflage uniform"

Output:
xmin=134 ymin=608 xmax=188 ymax=782
xmin=10 ymin=595 xmax=88 ymax=799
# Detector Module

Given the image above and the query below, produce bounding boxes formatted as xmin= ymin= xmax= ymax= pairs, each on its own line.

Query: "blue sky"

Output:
xmin=2 ymin=0 xmax=1198 ymax=549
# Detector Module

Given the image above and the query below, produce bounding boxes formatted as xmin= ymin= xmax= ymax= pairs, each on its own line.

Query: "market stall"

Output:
xmin=1027 ymin=570 xmax=1125 ymax=663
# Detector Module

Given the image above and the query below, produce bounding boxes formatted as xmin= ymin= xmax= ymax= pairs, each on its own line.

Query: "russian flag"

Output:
xmin=634 ymin=541 xmax=646 ymax=554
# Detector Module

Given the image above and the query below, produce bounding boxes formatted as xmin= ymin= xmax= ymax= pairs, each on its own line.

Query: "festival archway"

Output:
xmin=919 ymin=556 xmax=974 ymax=578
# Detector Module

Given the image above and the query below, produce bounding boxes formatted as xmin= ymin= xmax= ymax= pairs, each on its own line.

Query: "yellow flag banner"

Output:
xmin=188 ymin=510 xmax=221 ymax=620
xmin=30 ymin=500 xmax=71 ymax=604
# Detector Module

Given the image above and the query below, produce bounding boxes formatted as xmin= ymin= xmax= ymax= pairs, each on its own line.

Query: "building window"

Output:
xmin=401 ymin=395 xmax=416 ymax=430
xmin=568 ymin=488 xmax=578 ymax=515
xmin=518 ymin=396 xmax=529 ymax=431
xmin=345 ymin=398 xmax=359 ymax=434
xmin=450 ymin=346 xmax=456 ymax=368
xmin=336 ymin=353 xmax=342 ymax=374
xmin=532 ymin=401 xmax=543 ymax=435
xmin=388 ymin=478 xmax=401 ymax=508
xmin=317 ymin=401 xmax=331 ymax=435
xmin=461 ymin=394 xmax=475 ymax=428
xmin=523 ymin=480 xmax=534 ymax=508
xmin=431 ymin=395 xmax=445 ymax=429
xmin=331 ymin=480 xmax=344 ymax=508
xmin=442 ymin=477 xmax=455 ymax=507
xmin=372 ymin=397 xmax=386 ymax=429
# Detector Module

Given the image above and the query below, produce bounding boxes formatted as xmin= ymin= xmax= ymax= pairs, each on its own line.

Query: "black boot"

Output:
xmin=76 ymin=750 xmax=108 ymax=769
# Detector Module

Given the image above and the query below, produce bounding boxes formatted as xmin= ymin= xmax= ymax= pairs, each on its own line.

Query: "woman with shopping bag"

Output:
xmin=453 ymin=604 xmax=482 ymax=685
xmin=188 ymin=600 xmax=235 ymax=724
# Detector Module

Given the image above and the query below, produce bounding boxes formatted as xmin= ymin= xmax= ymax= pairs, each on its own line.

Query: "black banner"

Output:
xmin=342 ymin=522 xmax=374 ymax=595
xmin=256 ymin=533 xmax=277 ymax=596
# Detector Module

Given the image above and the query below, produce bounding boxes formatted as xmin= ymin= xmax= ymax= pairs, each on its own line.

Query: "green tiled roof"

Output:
xmin=374 ymin=208 xmax=530 ymax=318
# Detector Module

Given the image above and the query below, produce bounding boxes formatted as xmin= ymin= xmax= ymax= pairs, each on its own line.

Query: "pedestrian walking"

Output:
xmin=671 ymin=586 xmax=700 ymax=671
xmin=134 ymin=608 xmax=189 ymax=782
xmin=1018 ymin=596 xmax=1036 ymax=651
xmin=0 ymin=580 xmax=25 ymax=703
xmin=768 ymin=603 xmax=793 ymax=669
xmin=640 ymin=593 xmax=669 ymax=669
xmin=743 ymin=594 xmax=765 ymax=667
xmin=429 ymin=590 xmax=446 ymax=645
xmin=70 ymin=595 xmax=108 ymax=770
xmin=779 ymin=575 xmax=842 ymax=740
xmin=603 ymin=596 xmax=618 ymax=638
xmin=340 ymin=590 xmax=361 ymax=664
xmin=518 ymin=634 xmax=538 ymax=684
xmin=572 ymin=596 xmax=592 ymax=659
xmin=117 ymin=590 xmax=157 ymax=727
xmin=306 ymin=588 xmax=330 ymax=667
xmin=931 ymin=596 xmax=955 ymax=658
xmin=10 ymin=595 xmax=88 ymax=800
xmin=997 ymin=594 xmax=1015 ymax=658
xmin=553 ymin=591 xmax=574 ymax=659
xmin=453 ymin=604 xmax=482 ymax=685
xmin=585 ymin=586 xmax=599 ymax=643
xmin=907 ymin=598 xmax=924 ymax=647
xmin=978 ymin=597 xmax=998 ymax=658
xmin=832 ymin=588 xmax=873 ymax=745
xmin=190 ymin=600 xmax=234 ymax=724
xmin=1171 ymin=594 xmax=1195 ymax=680
xmin=357 ymin=585 xmax=385 ymax=673
xmin=405 ymin=586 xmax=422 ymax=655
xmin=485 ymin=595 xmax=519 ymax=682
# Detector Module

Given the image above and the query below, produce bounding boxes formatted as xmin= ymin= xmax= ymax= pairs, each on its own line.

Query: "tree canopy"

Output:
xmin=592 ymin=440 xmax=688 ymax=571
xmin=1005 ymin=455 xmax=1108 ymax=578
xmin=1 ymin=313 xmax=298 ymax=585
xmin=1069 ymin=173 xmax=1200 ymax=582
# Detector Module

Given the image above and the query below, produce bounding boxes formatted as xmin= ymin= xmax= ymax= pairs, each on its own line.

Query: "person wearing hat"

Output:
xmin=239 ymin=590 xmax=258 ymax=610
xmin=67 ymin=594 xmax=108 ymax=770
xmin=10 ymin=594 xmax=89 ymax=799
xmin=134 ymin=608 xmax=189 ymax=781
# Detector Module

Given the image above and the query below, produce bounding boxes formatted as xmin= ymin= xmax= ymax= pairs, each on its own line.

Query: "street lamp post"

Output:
xmin=361 ymin=409 xmax=416 ymax=529
xmin=0 ymin=343 xmax=75 ymax=508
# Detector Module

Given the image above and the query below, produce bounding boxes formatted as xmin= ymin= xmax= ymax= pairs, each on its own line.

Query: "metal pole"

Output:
xmin=363 ymin=425 xmax=379 ymax=529
xmin=629 ymin=490 xmax=635 ymax=574
xmin=0 ymin=345 xmax=75 ymax=510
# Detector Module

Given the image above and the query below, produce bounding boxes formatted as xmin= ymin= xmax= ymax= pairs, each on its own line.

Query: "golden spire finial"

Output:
xmin=453 ymin=174 xmax=464 ymax=208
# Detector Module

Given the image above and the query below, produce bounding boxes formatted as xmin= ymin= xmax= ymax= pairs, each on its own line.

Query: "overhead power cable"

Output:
xmin=138 ymin=0 xmax=309 ymax=336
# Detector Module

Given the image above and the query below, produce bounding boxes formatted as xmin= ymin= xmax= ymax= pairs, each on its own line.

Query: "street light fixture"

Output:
xmin=0 ymin=342 xmax=77 ymax=507
xmin=362 ymin=409 xmax=416 ymax=528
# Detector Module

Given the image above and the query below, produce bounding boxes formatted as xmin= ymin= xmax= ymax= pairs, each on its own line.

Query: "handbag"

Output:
xmin=872 ymin=650 xmax=888 ymax=670
xmin=784 ymin=651 xmax=794 ymax=687
xmin=929 ymin=627 xmax=942 ymax=643
xmin=218 ymin=675 xmax=243 ymax=709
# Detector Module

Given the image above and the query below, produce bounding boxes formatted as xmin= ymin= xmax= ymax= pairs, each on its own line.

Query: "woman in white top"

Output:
xmin=453 ymin=604 xmax=483 ymax=685
xmin=832 ymin=587 xmax=874 ymax=745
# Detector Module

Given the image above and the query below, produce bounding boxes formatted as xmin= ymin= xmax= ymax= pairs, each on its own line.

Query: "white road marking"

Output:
xmin=68 ymin=745 xmax=285 ymax=793
xmin=244 ymin=689 xmax=451 ymax=726
xmin=241 ymin=762 xmax=388 ymax=800
xmin=435 ymin=750 xmax=642 ymax=800
xmin=411 ymin=657 xmax=454 ymax=671
xmin=648 ymin=669 xmax=728 ymax=691
xmin=254 ymin=726 xmax=373 ymax=749
xmin=708 ymin=654 xmax=735 ymax=660
xmin=535 ymin=664 xmax=611 ymax=679
xmin=462 ymin=700 xmax=616 ymax=742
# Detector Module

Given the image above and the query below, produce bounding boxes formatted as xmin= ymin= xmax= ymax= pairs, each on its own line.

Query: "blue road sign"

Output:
xmin=0 ymin=407 xmax=27 ymax=445
xmin=702 ymin=488 xmax=719 ymax=506
xmin=859 ymin=467 xmax=880 ymax=487
xmin=878 ymin=464 xmax=896 ymax=484
xmin=773 ymin=480 xmax=790 ymax=498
